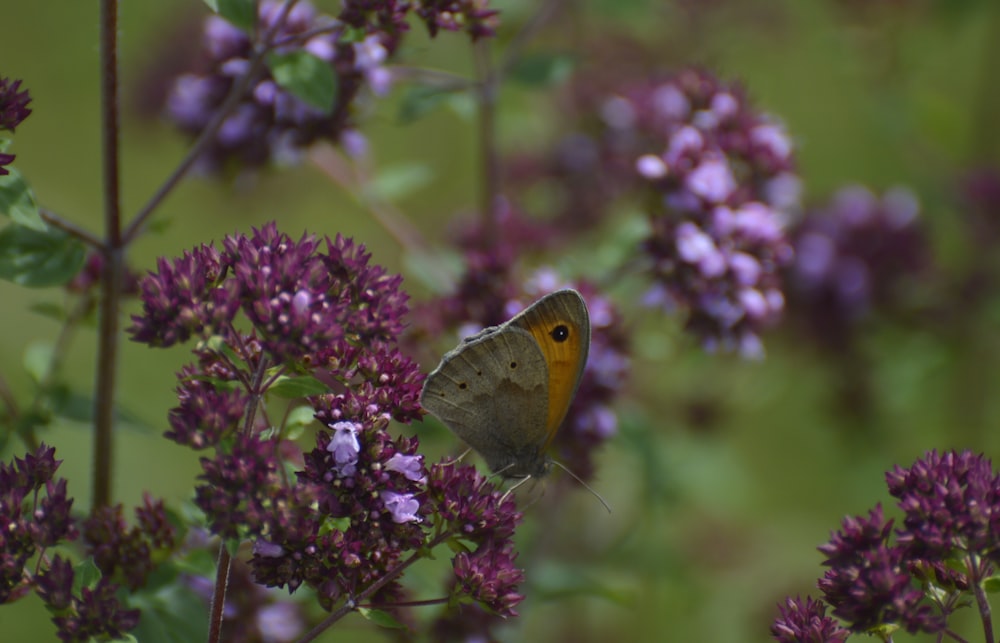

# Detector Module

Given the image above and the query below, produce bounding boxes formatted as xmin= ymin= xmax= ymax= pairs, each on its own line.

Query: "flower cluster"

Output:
xmin=164 ymin=0 xmax=499 ymax=174
xmin=771 ymin=596 xmax=849 ymax=643
xmin=623 ymin=69 xmax=797 ymax=358
xmin=427 ymin=463 xmax=525 ymax=615
xmin=771 ymin=450 xmax=1000 ymax=640
xmin=166 ymin=1 xmax=396 ymax=173
xmin=0 ymin=76 xmax=32 ymax=175
xmin=130 ymin=223 xmax=525 ymax=626
xmin=0 ymin=444 xmax=148 ymax=642
xmin=786 ymin=185 xmax=929 ymax=348
xmin=82 ymin=495 xmax=178 ymax=592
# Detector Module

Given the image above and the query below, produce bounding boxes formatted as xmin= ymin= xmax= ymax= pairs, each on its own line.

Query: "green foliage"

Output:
xmin=267 ymin=51 xmax=339 ymax=113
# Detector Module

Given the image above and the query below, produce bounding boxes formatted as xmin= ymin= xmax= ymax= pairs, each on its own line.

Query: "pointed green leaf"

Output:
xmin=365 ymin=163 xmax=434 ymax=202
xmin=0 ymin=167 xmax=44 ymax=230
xmin=0 ymin=225 xmax=86 ymax=287
xmin=358 ymin=607 xmax=407 ymax=629
xmin=23 ymin=341 xmax=53 ymax=384
xmin=29 ymin=301 xmax=68 ymax=322
xmin=398 ymin=85 xmax=455 ymax=124
xmin=984 ymin=575 xmax=1000 ymax=593
xmin=73 ymin=558 xmax=102 ymax=593
xmin=216 ymin=0 xmax=256 ymax=31
xmin=267 ymin=51 xmax=338 ymax=113
xmin=269 ymin=375 xmax=329 ymax=398
xmin=508 ymin=53 xmax=576 ymax=87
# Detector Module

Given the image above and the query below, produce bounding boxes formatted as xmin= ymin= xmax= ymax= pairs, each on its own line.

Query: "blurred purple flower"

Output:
xmin=786 ymin=184 xmax=929 ymax=348
xmin=624 ymin=69 xmax=797 ymax=358
xmin=453 ymin=539 xmax=525 ymax=617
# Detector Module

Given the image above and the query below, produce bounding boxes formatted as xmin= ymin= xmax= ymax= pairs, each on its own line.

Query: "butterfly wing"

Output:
xmin=506 ymin=289 xmax=590 ymax=450
xmin=421 ymin=325 xmax=550 ymax=476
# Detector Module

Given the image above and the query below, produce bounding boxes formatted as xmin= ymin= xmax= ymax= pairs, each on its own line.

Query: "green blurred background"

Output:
xmin=3 ymin=0 xmax=1000 ymax=641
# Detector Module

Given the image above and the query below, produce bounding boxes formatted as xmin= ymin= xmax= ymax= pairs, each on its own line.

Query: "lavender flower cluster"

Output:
xmin=128 ymin=224 xmax=526 ymax=631
xmin=772 ymin=450 xmax=1000 ymax=641
xmin=0 ymin=76 xmax=32 ymax=175
xmin=786 ymin=184 xmax=929 ymax=348
xmin=166 ymin=0 xmax=499 ymax=174
xmin=622 ymin=69 xmax=798 ymax=358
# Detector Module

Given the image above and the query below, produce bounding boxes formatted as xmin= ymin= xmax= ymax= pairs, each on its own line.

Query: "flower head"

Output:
xmin=886 ymin=450 xmax=1000 ymax=563
xmin=771 ymin=596 xmax=849 ymax=643
xmin=817 ymin=505 xmax=941 ymax=634
xmin=786 ymin=185 xmax=930 ymax=348
xmin=627 ymin=69 xmax=796 ymax=358
xmin=0 ymin=77 xmax=32 ymax=132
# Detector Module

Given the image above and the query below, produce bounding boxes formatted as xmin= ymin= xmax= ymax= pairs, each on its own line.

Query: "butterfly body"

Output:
xmin=420 ymin=289 xmax=591 ymax=479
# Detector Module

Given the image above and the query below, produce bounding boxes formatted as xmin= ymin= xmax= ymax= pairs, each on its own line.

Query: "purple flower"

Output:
xmin=0 ymin=77 xmax=32 ymax=132
xmin=786 ymin=184 xmax=930 ymax=349
xmin=163 ymin=1 xmax=400 ymax=174
xmin=426 ymin=463 xmax=521 ymax=544
xmin=44 ymin=571 xmax=141 ymax=643
xmin=771 ymin=596 xmax=849 ymax=643
xmin=817 ymin=505 xmax=941 ymax=634
xmin=626 ymin=69 xmax=796 ymax=358
xmin=385 ymin=453 xmax=427 ymax=483
xmin=327 ymin=421 xmax=362 ymax=478
xmin=381 ymin=490 xmax=421 ymax=523
xmin=886 ymin=450 xmax=1000 ymax=563
xmin=452 ymin=539 xmax=525 ymax=617
xmin=0 ymin=445 xmax=77 ymax=602
xmin=415 ymin=1 xmax=501 ymax=40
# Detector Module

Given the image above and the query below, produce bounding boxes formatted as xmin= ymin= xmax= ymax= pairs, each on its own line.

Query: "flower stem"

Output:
xmin=92 ymin=0 xmax=123 ymax=512
xmin=296 ymin=532 xmax=452 ymax=642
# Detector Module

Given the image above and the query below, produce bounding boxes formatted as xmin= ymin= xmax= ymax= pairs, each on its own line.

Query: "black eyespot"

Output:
xmin=458 ymin=382 xmax=467 ymax=390
xmin=510 ymin=361 xmax=518 ymax=369
xmin=550 ymin=324 xmax=570 ymax=342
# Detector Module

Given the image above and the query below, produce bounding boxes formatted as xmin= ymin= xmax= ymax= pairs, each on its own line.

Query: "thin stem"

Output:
xmin=295 ymin=532 xmax=452 ymax=643
xmin=122 ymin=0 xmax=299 ymax=245
xmin=39 ymin=208 xmax=104 ymax=249
xmin=207 ymin=356 xmax=270 ymax=641
xmin=206 ymin=545 xmax=232 ymax=643
xmin=92 ymin=0 xmax=123 ymax=512
xmin=969 ymin=555 xmax=994 ymax=643
xmin=474 ymin=39 xmax=500 ymax=242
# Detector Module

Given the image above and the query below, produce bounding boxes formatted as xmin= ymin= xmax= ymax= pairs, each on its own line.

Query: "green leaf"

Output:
xmin=358 ymin=607 xmax=407 ymax=629
xmin=0 ymin=167 xmax=45 ymax=231
xmin=319 ymin=516 xmax=350 ymax=536
xmin=216 ymin=0 xmax=256 ymax=31
xmin=23 ymin=341 xmax=53 ymax=384
xmin=984 ymin=576 xmax=1000 ymax=593
xmin=269 ymin=375 xmax=329 ymax=398
xmin=398 ymin=85 xmax=456 ymax=124
xmin=129 ymin=581 xmax=211 ymax=643
xmin=508 ymin=53 xmax=576 ymax=87
xmin=364 ymin=163 xmax=434 ymax=202
xmin=285 ymin=404 xmax=317 ymax=439
xmin=0 ymin=225 xmax=87 ymax=288
xmin=73 ymin=558 xmax=102 ymax=593
xmin=29 ymin=301 xmax=68 ymax=322
xmin=267 ymin=51 xmax=338 ymax=113
xmin=224 ymin=537 xmax=242 ymax=557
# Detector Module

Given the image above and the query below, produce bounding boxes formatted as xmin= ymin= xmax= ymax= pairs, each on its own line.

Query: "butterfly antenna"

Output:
xmin=551 ymin=460 xmax=612 ymax=514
